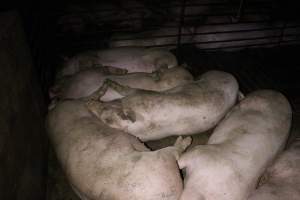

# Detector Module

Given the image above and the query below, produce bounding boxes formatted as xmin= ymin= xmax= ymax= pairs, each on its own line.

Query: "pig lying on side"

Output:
xmin=248 ymin=138 xmax=300 ymax=200
xmin=57 ymin=47 xmax=178 ymax=78
xmin=179 ymin=90 xmax=292 ymax=200
xmin=87 ymin=70 xmax=239 ymax=141
xmin=47 ymin=100 xmax=191 ymax=200
xmin=53 ymin=66 xmax=193 ymax=101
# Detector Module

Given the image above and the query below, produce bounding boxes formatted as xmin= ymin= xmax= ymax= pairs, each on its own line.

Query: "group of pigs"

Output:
xmin=47 ymin=46 xmax=299 ymax=200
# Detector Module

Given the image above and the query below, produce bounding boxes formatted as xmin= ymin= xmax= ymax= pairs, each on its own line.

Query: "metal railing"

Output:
xmin=49 ymin=0 xmax=300 ymax=53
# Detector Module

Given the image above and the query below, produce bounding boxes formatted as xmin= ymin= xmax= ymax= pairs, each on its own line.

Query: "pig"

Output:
xmin=86 ymin=70 xmax=239 ymax=141
xmin=248 ymin=138 xmax=300 ymax=200
xmin=178 ymin=90 xmax=292 ymax=200
xmin=57 ymin=47 xmax=178 ymax=79
xmin=47 ymin=99 xmax=192 ymax=200
xmin=53 ymin=65 xmax=193 ymax=101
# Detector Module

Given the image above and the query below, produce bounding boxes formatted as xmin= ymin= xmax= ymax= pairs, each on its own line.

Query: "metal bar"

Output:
xmin=281 ymin=39 xmax=300 ymax=43
xmin=278 ymin=20 xmax=287 ymax=46
xmin=200 ymin=19 xmax=300 ymax=26
xmin=186 ymin=34 xmax=282 ymax=45
xmin=56 ymin=21 xmax=300 ymax=45
xmin=237 ymin=0 xmax=245 ymax=20
xmin=192 ymin=41 xmax=281 ymax=51
xmin=50 ymin=1 xmax=273 ymax=16
xmin=98 ymin=25 xmax=298 ymax=41
xmin=176 ymin=0 xmax=187 ymax=63
xmin=184 ymin=10 xmax=271 ymax=18
xmin=59 ymin=36 xmax=300 ymax=52
xmin=193 ymin=26 xmax=284 ymax=36
xmin=56 ymin=19 xmax=299 ymax=37
xmin=57 ymin=25 xmax=300 ymax=42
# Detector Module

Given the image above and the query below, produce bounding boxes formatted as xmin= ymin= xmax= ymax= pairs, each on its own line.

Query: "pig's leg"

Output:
xmin=105 ymin=79 xmax=138 ymax=97
xmin=94 ymin=64 xmax=128 ymax=75
xmin=103 ymin=66 xmax=128 ymax=75
xmin=158 ymin=136 xmax=192 ymax=160
xmin=84 ymin=80 xmax=110 ymax=101
xmin=178 ymin=148 xmax=195 ymax=170
xmin=86 ymin=100 xmax=136 ymax=128
xmin=174 ymin=136 xmax=192 ymax=155
xmin=86 ymin=80 xmax=138 ymax=125
xmin=85 ymin=100 xmax=104 ymax=119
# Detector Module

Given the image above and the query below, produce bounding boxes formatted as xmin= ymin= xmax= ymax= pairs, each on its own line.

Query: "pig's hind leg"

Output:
xmin=159 ymin=136 xmax=192 ymax=161
xmin=94 ymin=64 xmax=128 ymax=75
xmin=84 ymin=80 xmax=111 ymax=101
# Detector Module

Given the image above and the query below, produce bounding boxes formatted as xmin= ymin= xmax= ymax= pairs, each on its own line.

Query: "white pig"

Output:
xmin=54 ymin=65 xmax=193 ymax=101
xmin=87 ymin=70 xmax=239 ymax=141
xmin=57 ymin=47 xmax=178 ymax=79
xmin=179 ymin=90 xmax=292 ymax=200
xmin=248 ymin=138 xmax=300 ymax=200
xmin=47 ymin=100 xmax=191 ymax=200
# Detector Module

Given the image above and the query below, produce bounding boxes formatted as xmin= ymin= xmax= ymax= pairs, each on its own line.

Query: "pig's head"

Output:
xmin=143 ymin=48 xmax=178 ymax=70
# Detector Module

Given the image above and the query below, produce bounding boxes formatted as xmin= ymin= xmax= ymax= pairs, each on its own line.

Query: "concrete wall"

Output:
xmin=0 ymin=11 xmax=47 ymax=200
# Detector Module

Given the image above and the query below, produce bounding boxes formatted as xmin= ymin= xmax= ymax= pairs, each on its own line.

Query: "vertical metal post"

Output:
xmin=177 ymin=0 xmax=186 ymax=64
xmin=278 ymin=20 xmax=287 ymax=47
xmin=231 ymin=0 xmax=246 ymax=23
xmin=237 ymin=0 xmax=245 ymax=20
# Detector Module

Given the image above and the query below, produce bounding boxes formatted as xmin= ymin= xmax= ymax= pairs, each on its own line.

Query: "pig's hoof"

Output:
xmin=175 ymin=136 xmax=192 ymax=151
